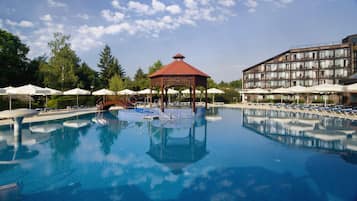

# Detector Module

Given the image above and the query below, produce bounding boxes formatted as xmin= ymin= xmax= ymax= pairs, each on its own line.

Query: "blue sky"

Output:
xmin=0 ymin=0 xmax=356 ymax=82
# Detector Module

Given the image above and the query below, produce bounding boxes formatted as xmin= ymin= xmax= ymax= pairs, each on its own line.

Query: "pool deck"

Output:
xmin=0 ymin=107 xmax=99 ymax=126
xmin=216 ymin=103 xmax=357 ymax=120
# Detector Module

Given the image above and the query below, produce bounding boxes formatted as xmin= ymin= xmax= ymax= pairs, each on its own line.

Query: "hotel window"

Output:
xmin=259 ymin=65 xmax=265 ymax=72
xmin=335 ymin=48 xmax=348 ymax=57
xmin=278 ymin=63 xmax=286 ymax=70
xmin=296 ymin=53 xmax=304 ymax=60
xmin=305 ymin=61 xmax=318 ymax=69
xmin=305 ymin=70 xmax=315 ymax=79
xmin=305 ymin=51 xmax=317 ymax=59
xmin=305 ymin=80 xmax=313 ymax=86
xmin=265 ymin=64 xmax=271 ymax=71
xmin=319 ymin=50 xmax=334 ymax=59
xmin=320 ymin=60 xmax=334 ymax=68
xmin=291 ymin=62 xmax=298 ymax=70
xmin=270 ymin=64 xmax=277 ymax=71
xmin=335 ymin=69 xmax=347 ymax=77
xmin=335 ymin=59 xmax=348 ymax=67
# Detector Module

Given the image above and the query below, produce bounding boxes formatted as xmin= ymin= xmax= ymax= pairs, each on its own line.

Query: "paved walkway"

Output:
xmin=216 ymin=103 xmax=357 ymax=120
xmin=0 ymin=108 xmax=99 ymax=126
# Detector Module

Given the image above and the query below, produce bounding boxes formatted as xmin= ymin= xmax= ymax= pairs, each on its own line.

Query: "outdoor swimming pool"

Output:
xmin=0 ymin=108 xmax=357 ymax=201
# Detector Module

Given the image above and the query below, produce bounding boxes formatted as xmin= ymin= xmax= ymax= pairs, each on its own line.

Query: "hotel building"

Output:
xmin=243 ymin=34 xmax=357 ymax=89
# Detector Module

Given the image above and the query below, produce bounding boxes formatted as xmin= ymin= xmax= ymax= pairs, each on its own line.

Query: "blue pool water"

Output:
xmin=0 ymin=108 xmax=357 ymax=201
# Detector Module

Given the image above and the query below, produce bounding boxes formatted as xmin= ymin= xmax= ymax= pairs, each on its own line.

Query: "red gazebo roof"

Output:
xmin=149 ymin=54 xmax=210 ymax=78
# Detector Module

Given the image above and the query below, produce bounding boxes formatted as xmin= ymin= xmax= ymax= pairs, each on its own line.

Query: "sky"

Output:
xmin=0 ymin=0 xmax=357 ymax=82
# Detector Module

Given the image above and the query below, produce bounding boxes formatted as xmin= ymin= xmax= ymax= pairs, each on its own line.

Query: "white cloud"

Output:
xmin=128 ymin=1 xmax=150 ymax=14
xmin=152 ymin=0 xmax=166 ymax=12
xmin=101 ymin=9 xmax=125 ymax=22
xmin=218 ymin=0 xmax=236 ymax=7
xmin=40 ymin=14 xmax=52 ymax=22
xmin=6 ymin=19 xmax=34 ymax=28
xmin=166 ymin=4 xmax=181 ymax=14
xmin=77 ymin=13 xmax=89 ymax=20
xmin=20 ymin=0 xmax=293 ymax=58
xmin=245 ymin=0 xmax=258 ymax=12
xmin=184 ymin=0 xmax=198 ymax=9
xmin=47 ymin=0 xmax=67 ymax=8
xmin=0 ymin=19 xmax=2 ymax=28
xmin=111 ymin=0 xmax=122 ymax=9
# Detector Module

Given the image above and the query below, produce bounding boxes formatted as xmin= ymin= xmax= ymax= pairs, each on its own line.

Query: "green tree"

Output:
xmin=109 ymin=74 xmax=124 ymax=91
xmin=0 ymin=29 xmax=30 ymax=86
xmin=133 ymin=68 xmax=149 ymax=90
xmin=41 ymin=32 xmax=79 ymax=90
xmin=207 ymin=78 xmax=217 ymax=88
xmin=148 ymin=60 xmax=163 ymax=75
xmin=98 ymin=45 xmax=125 ymax=87
xmin=229 ymin=79 xmax=242 ymax=89
xmin=76 ymin=62 xmax=99 ymax=90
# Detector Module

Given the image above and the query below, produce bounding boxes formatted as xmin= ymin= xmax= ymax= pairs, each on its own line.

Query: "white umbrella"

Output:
xmin=63 ymin=88 xmax=90 ymax=108
xmin=311 ymin=84 xmax=344 ymax=93
xmin=271 ymin=87 xmax=290 ymax=103
xmin=42 ymin=87 xmax=62 ymax=109
xmin=207 ymin=88 xmax=224 ymax=94
xmin=181 ymin=89 xmax=201 ymax=94
xmin=0 ymin=88 xmax=6 ymax=94
xmin=43 ymin=87 xmax=62 ymax=95
xmin=271 ymin=87 xmax=290 ymax=94
xmin=2 ymin=86 xmax=14 ymax=110
xmin=118 ymin=89 xmax=137 ymax=95
xmin=158 ymin=88 xmax=179 ymax=95
xmin=245 ymin=88 xmax=269 ymax=94
xmin=7 ymin=84 xmax=50 ymax=109
xmin=311 ymin=84 xmax=344 ymax=106
xmin=286 ymin=86 xmax=308 ymax=104
xmin=92 ymin=89 xmax=116 ymax=96
xmin=167 ymin=88 xmax=179 ymax=95
xmin=207 ymin=88 xmax=224 ymax=104
xmin=345 ymin=83 xmax=357 ymax=93
xmin=92 ymin=88 xmax=116 ymax=105
xmin=137 ymin=88 xmax=157 ymax=95
xmin=138 ymin=89 xmax=157 ymax=105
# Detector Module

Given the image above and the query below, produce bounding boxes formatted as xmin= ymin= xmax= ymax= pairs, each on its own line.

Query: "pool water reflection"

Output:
xmin=0 ymin=108 xmax=356 ymax=201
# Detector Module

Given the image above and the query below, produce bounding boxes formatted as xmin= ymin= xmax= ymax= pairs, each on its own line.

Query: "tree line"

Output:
xmin=0 ymin=28 xmax=241 ymax=95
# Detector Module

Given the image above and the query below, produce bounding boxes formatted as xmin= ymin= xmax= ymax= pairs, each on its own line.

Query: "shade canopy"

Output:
xmin=63 ymin=88 xmax=90 ymax=95
xmin=7 ymin=84 xmax=49 ymax=95
xmin=159 ymin=88 xmax=179 ymax=95
xmin=92 ymin=89 xmax=116 ymax=96
xmin=345 ymin=83 xmax=357 ymax=93
xmin=137 ymin=88 xmax=157 ymax=95
xmin=43 ymin=87 xmax=62 ymax=95
xmin=207 ymin=88 xmax=224 ymax=94
xmin=118 ymin=89 xmax=136 ymax=95
xmin=271 ymin=87 xmax=290 ymax=94
xmin=286 ymin=86 xmax=308 ymax=94
xmin=311 ymin=84 xmax=344 ymax=93
xmin=0 ymin=88 xmax=6 ymax=95
xmin=245 ymin=88 xmax=269 ymax=94
xmin=181 ymin=89 xmax=201 ymax=94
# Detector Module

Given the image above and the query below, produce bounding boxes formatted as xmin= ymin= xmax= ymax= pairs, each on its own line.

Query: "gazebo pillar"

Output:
xmin=192 ymin=84 xmax=196 ymax=113
xmin=165 ymin=88 xmax=168 ymax=107
xmin=160 ymin=86 xmax=164 ymax=112
xmin=205 ymin=86 xmax=208 ymax=109
xmin=149 ymin=87 xmax=152 ymax=108
xmin=189 ymin=88 xmax=192 ymax=106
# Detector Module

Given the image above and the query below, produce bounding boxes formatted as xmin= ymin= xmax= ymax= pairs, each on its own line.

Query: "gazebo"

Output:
xmin=149 ymin=54 xmax=210 ymax=112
